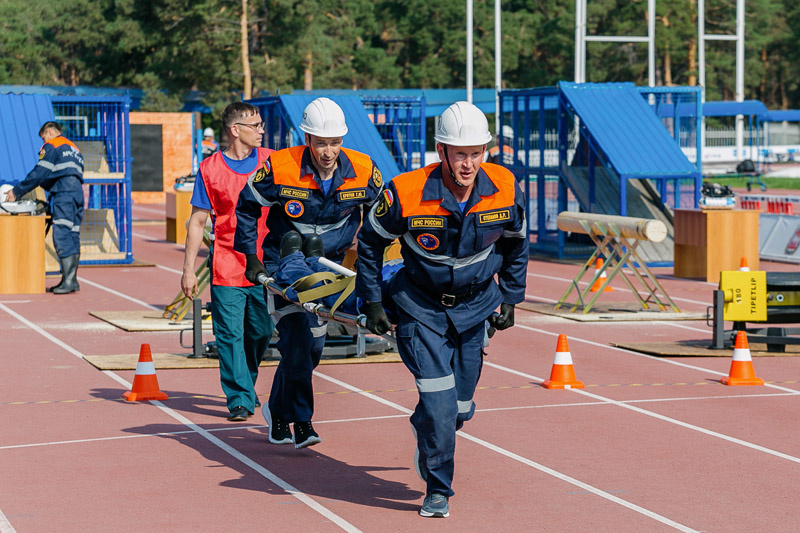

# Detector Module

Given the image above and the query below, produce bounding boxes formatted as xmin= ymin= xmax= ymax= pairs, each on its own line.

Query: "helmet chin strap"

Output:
xmin=443 ymin=145 xmax=468 ymax=188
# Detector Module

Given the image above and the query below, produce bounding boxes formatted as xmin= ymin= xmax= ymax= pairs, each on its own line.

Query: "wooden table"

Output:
xmin=674 ymin=208 xmax=759 ymax=283
xmin=0 ymin=214 xmax=46 ymax=294
xmin=166 ymin=190 xmax=193 ymax=244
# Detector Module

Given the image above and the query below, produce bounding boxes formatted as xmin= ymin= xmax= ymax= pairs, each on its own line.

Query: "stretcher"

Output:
xmin=255 ymin=256 xmax=397 ymax=353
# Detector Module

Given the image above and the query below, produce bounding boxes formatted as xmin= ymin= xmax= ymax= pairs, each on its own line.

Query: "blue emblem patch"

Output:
xmin=285 ymin=200 xmax=304 ymax=218
xmin=416 ymin=233 xmax=439 ymax=250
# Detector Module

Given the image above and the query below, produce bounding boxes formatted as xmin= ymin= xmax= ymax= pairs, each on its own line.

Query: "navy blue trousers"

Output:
xmin=50 ymin=189 xmax=83 ymax=257
xmin=396 ymin=309 xmax=484 ymax=498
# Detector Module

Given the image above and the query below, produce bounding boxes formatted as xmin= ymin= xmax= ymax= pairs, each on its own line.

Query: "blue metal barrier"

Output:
xmin=51 ymin=95 xmax=133 ymax=265
xmin=247 ymin=95 xmax=425 ymax=173
xmin=359 ymin=96 xmax=426 ymax=171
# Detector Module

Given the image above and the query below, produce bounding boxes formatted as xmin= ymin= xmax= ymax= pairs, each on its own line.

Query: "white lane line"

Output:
xmin=485 ymin=359 xmax=800 ymax=466
xmin=156 ymin=264 xmax=183 ymax=275
xmin=527 ymin=271 xmax=710 ymax=306
xmin=0 ymin=304 xmax=361 ymax=533
xmin=313 ymin=371 xmax=697 ymax=532
xmin=8 ymin=392 xmax=798 ymax=451
xmin=77 ymin=277 xmax=162 ymax=312
xmin=515 ymin=324 xmax=800 ymax=395
xmin=0 ymin=508 xmax=16 ymax=533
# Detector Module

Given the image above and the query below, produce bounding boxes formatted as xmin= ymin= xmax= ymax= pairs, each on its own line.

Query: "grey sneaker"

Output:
xmin=414 ymin=447 xmax=429 ymax=482
xmin=293 ymin=421 xmax=322 ymax=449
xmin=419 ymin=493 xmax=449 ymax=518
xmin=262 ymin=404 xmax=293 ymax=444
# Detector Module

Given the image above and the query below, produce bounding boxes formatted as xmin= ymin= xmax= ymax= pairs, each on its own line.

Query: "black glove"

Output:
xmin=488 ymin=303 xmax=515 ymax=333
xmin=363 ymin=301 xmax=392 ymax=335
xmin=244 ymin=254 xmax=268 ymax=285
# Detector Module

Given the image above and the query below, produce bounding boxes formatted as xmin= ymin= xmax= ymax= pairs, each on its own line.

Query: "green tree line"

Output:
xmin=1 ymin=0 xmax=798 ymax=113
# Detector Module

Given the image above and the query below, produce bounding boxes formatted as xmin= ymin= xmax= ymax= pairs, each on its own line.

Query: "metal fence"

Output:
xmin=247 ymin=95 xmax=425 ymax=174
xmin=498 ymin=87 xmax=583 ymax=258
xmin=51 ymin=96 xmax=133 ymax=268
xmin=359 ymin=96 xmax=426 ymax=172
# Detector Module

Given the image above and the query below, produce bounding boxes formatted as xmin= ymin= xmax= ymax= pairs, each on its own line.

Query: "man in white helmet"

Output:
xmin=356 ymin=101 xmax=528 ymax=518
xmin=234 ymin=97 xmax=384 ymax=449
xmin=202 ymin=127 xmax=220 ymax=157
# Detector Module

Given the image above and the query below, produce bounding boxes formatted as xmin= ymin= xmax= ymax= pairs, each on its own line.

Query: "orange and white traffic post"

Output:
xmin=123 ymin=344 xmax=169 ymax=401
xmin=590 ymin=258 xmax=614 ymax=292
xmin=721 ymin=331 xmax=764 ymax=386
xmin=542 ymin=334 xmax=585 ymax=389
xmin=738 ymin=257 xmax=750 ymax=272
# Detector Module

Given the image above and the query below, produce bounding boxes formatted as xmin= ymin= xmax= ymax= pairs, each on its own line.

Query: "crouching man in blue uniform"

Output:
xmin=234 ymin=98 xmax=383 ymax=449
xmin=356 ymin=102 xmax=528 ymax=518
xmin=8 ymin=121 xmax=84 ymax=294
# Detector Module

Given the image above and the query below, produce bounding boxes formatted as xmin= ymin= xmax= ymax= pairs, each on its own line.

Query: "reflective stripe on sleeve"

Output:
xmin=51 ymin=162 xmax=83 ymax=173
xmin=368 ymin=206 xmax=401 ymax=240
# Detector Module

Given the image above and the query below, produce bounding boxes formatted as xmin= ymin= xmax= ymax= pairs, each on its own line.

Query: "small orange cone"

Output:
xmin=721 ymin=331 xmax=764 ymax=386
xmin=542 ymin=335 xmax=585 ymax=389
xmin=738 ymin=257 xmax=750 ymax=272
xmin=123 ymin=344 xmax=168 ymax=401
xmin=590 ymin=258 xmax=614 ymax=292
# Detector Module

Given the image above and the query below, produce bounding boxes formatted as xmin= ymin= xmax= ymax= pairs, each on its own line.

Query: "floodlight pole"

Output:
xmin=699 ymin=0 xmax=746 ymax=160
xmin=495 ymin=0 xmax=501 ymax=135
xmin=467 ymin=0 xmax=473 ymax=104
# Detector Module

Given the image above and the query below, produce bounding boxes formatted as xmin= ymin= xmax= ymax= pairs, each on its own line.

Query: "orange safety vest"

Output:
xmin=200 ymin=147 xmax=273 ymax=286
xmin=269 ymin=145 xmax=375 ymax=191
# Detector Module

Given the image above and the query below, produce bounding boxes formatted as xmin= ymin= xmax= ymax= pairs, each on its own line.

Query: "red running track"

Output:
xmin=1 ymin=202 xmax=800 ymax=532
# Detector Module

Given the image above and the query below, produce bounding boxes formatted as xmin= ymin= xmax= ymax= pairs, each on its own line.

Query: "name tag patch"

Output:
xmin=410 ymin=217 xmax=445 ymax=229
xmin=478 ymin=209 xmax=511 ymax=224
xmin=279 ymin=187 xmax=310 ymax=200
xmin=338 ymin=189 xmax=367 ymax=201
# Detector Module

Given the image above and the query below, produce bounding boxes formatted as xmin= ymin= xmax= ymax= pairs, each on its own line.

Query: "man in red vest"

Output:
xmin=182 ymin=102 xmax=275 ymax=422
xmin=357 ymin=102 xmax=528 ymax=518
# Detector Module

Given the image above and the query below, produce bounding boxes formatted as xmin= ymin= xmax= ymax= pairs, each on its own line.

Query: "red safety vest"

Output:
xmin=200 ymin=147 xmax=273 ymax=286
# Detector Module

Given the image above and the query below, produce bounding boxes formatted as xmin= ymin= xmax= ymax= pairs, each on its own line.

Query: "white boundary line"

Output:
xmin=312 ymin=371 xmax=697 ymax=532
xmin=76 ymin=278 xmax=162 ymax=312
xmin=6 ymin=391 xmax=797 ymax=451
xmin=515 ymin=324 xmax=800 ymax=394
xmin=0 ymin=508 xmax=15 ymax=533
xmin=527 ymin=271 xmax=711 ymax=306
xmin=0 ymin=303 xmax=361 ymax=533
xmin=484 ymin=358 xmax=800 ymax=465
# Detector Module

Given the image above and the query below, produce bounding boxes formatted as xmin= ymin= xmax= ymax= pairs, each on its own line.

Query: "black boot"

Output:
xmin=52 ymin=254 xmax=80 ymax=294
xmin=48 ymin=256 xmax=66 ymax=293
xmin=302 ymin=234 xmax=324 ymax=258
xmin=280 ymin=231 xmax=303 ymax=258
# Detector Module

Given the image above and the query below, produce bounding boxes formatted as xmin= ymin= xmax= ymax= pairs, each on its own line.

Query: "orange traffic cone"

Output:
xmin=123 ymin=344 xmax=168 ymax=401
xmin=542 ymin=334 xmax=585 ymax=389
xmin=738 ymin=257 xmax=750 ymax=272
xmin=590 ymin=258 xmax=614 ymax=292
xmin=721 ymin=331 xmax=764 ymax=386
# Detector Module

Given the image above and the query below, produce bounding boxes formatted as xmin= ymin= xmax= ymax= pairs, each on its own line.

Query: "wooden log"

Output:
xmin=556 ymin=211 xmax=667 ymax=242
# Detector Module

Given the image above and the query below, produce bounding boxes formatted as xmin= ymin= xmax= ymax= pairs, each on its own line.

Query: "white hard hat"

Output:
xmin=435 ymin=101 xmax=492 ymax=146
xmin=299 ymin=97 xmax=348 ymax=137
xmin=501 ymin=125 xmax=514 ymax=140
xmin=203 ymin=127 xmax=214 ymax=138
